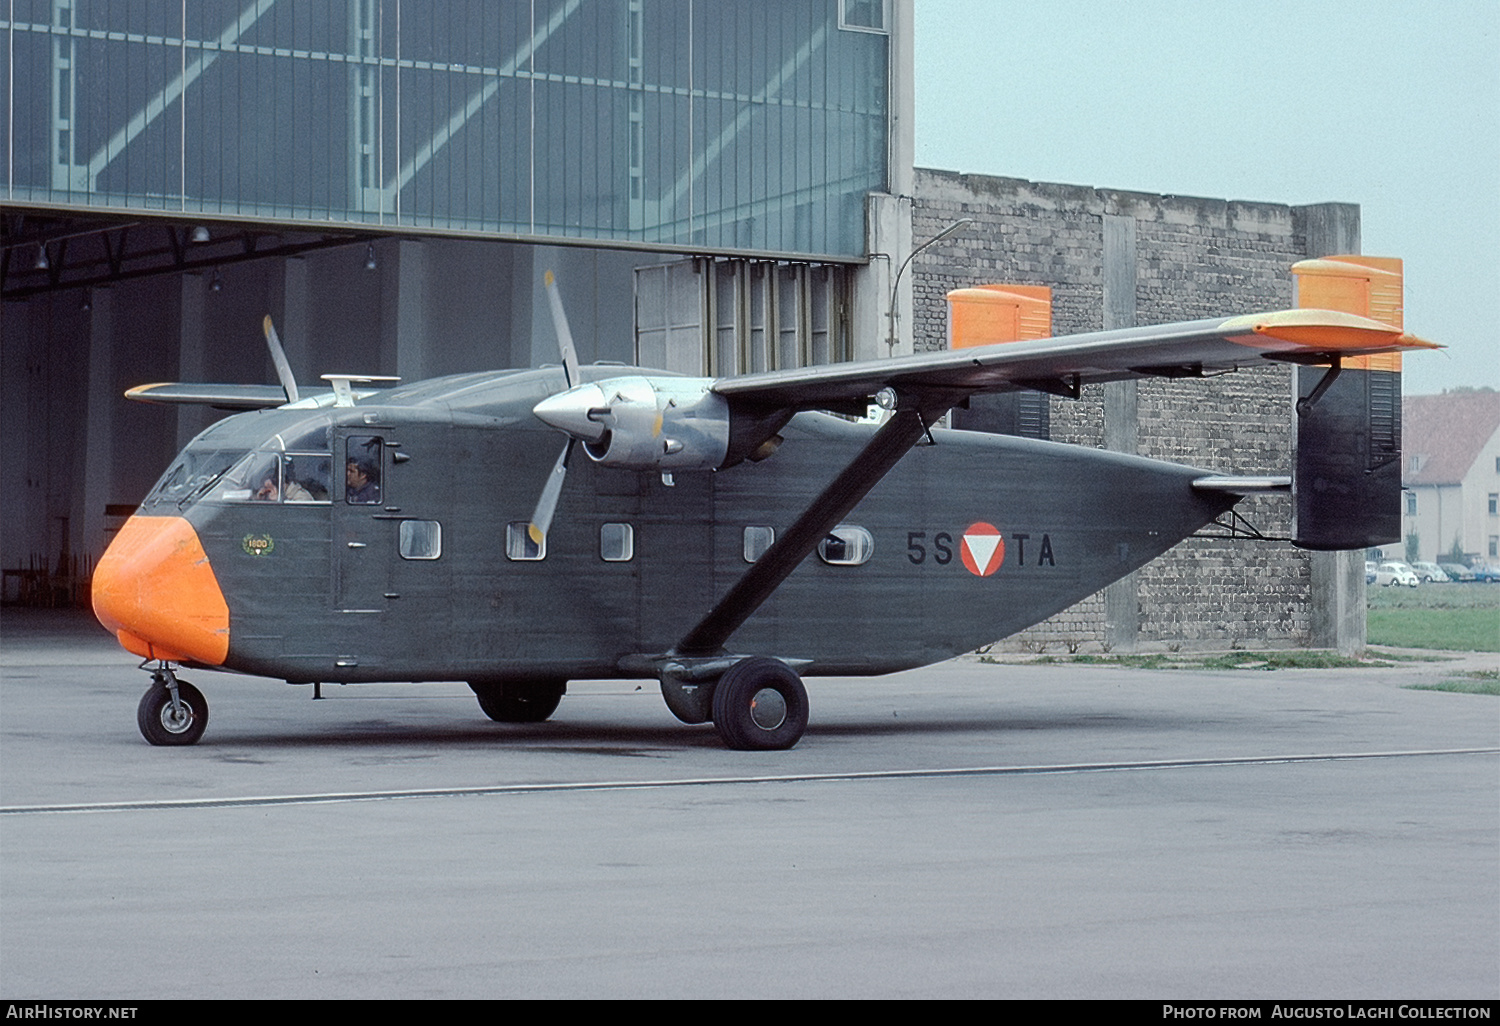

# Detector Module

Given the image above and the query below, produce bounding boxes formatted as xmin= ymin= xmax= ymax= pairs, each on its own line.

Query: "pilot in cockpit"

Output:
xmin=255 ymin=474 xmax=312 ymax=502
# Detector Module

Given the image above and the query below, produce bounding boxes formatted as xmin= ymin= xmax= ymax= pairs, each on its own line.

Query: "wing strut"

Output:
xmin=673 ymin=389 xmax=968 ymax=658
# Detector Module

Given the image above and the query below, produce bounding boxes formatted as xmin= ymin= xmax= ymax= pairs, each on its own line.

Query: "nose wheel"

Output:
xmin=137 ymin=670 xmax=208 ymax=746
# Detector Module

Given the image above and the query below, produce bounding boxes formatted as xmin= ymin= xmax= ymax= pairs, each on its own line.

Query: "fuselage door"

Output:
xmin=332 ymin=430 xmax=392 ymax=613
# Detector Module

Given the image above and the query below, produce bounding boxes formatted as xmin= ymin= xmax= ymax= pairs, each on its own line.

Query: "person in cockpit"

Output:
xmin=345 ymin=457 xmax=381 ymax=504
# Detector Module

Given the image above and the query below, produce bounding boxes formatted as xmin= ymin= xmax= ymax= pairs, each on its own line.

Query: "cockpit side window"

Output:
xmin=213 ymin=452 xmax=281 ymax=502
xmin=282 ymin=454 xmax=330 ymax=501
xmin=345 ymin=436 xmax=383 ymax=504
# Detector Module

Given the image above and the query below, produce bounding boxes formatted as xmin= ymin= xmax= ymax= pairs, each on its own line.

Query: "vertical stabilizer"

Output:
xmin=1291 ymin=256 xmax=1403 ymax=550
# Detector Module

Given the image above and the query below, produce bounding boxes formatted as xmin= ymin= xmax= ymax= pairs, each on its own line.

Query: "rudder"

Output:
xmin=1290 ymin=256 xmax=1404 ymax=550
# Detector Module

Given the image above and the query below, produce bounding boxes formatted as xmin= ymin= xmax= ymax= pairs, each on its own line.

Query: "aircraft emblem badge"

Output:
xmin=959 ymin=522 xmax=1005 ymax=577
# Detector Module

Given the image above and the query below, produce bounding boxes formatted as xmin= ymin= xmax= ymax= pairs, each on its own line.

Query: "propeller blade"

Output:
xmin=528 ymin=439 xmax=574 ymax=546
xmin=543 ymin=270 xmax=581 ymax=388
xmin=261 ymin=315 xmax=300 ymax=404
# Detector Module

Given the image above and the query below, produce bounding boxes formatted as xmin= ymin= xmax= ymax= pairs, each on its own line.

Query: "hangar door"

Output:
xmin=635 ymin=259 xmax=852 ymax=378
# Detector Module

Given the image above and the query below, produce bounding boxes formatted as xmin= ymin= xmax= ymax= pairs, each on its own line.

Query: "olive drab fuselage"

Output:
xmin=105 ymin=364 xmax=1235 ymax=686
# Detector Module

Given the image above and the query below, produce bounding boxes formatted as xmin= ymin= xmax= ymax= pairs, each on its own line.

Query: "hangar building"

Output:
xmin=2 ymin=0 xmax=1364 ymax=651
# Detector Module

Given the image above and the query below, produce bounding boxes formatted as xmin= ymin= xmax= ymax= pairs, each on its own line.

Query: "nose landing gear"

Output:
xmin=137 ymin=666 xmax=208 ymax=746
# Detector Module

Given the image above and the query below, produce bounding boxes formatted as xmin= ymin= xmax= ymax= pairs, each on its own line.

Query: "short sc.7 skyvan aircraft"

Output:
xmin=93 ymin=256 xmax=1435 ymax=750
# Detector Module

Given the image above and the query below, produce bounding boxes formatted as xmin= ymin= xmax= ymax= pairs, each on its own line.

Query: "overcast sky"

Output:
xmin=912 ymin=0 xmax=1498 ymax=396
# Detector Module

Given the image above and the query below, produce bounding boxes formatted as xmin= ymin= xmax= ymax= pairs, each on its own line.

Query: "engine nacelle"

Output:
xmin=532 ymin=376 xmax=731 ymax=472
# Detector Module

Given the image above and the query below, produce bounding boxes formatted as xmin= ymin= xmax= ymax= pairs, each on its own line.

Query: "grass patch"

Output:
xmin=1405 ymin=669 xmax=1500 ymax=696
xmin=1197 ymin=651 xmax=1381 ymax=670
xmin=1367 ymin=609 xmax=1500 ymax=652
xmin=1013 ymin=651 xmax=1390 ymax=670
xmin=1365 ymin=647 xmax=1456 ymax=663
xmin=1366 ymin=583 xmax=1499 ymax=652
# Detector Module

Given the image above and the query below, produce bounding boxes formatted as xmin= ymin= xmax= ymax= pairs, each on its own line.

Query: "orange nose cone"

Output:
xmin=92 ymin=515 xmax=230 ymax=665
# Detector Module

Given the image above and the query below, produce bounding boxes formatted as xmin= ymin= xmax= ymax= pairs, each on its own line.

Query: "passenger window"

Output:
xmin=817 ymin=525 xmax=874 ymax=566
xmin=506 ymin=523 xmax=546 ymax=561
xmin=345 ymin=436 xmax=383 ymax=504
xmin=743 ymin=526 xmax=775 ymax=563
xmin=399 ymin=520 xmax=442 ymax=560
xmin=600 ymin=523 xmax=634 ymax=562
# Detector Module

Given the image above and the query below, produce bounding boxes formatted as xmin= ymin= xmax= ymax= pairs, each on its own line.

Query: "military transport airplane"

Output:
xmin=93 ymin=259 xmax=1435 ymax=750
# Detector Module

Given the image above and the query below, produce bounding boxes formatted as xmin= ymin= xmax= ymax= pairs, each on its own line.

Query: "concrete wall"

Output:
xmin=910 ymin=169 xmax=1352 ymax=651
xmin=0 ymin=237 xmax=662 ymax=592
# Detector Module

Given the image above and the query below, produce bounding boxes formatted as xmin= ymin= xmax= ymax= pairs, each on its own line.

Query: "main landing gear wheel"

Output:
xmin=711 ymin=657 xmax=808 ymax=751
xmin=137 ymin=679 xmax=208 ymax=746
xmin=469 ymin=680 xmax=566 ymax=723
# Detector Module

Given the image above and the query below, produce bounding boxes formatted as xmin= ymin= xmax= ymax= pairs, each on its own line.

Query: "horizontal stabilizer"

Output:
xmin=1191 ymin=476 xmax=1292 ymax=495
xmin=124 ymin=383 xmax=293 ymax=409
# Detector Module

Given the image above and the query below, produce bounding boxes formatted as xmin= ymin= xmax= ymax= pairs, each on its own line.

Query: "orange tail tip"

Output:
xmin=92 ymin=516 xmax=229 ymax=666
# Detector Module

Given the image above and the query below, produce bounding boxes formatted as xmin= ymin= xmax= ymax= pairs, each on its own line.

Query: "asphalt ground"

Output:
xmin=1 ymin=609 xmax=1496 ymax=1000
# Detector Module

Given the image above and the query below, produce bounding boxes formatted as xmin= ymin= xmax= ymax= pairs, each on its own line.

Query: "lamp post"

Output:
xmin=887 ymin=217 xmax=972 ymax=354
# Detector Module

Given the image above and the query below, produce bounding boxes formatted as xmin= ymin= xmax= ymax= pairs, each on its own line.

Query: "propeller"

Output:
xmin=262 ymin=316 xmax=301 ymax=404
xmin=527 ymin=272 xmax=582 ymax=546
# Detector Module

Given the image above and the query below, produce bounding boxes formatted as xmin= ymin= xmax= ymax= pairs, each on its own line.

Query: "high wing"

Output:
xmin=666 ymin=307 xmax=1434 ymax=664
xmin=711 ymin=308 xmax=1437 ymax=412
xmin=124 ymin=383 xmax=292 ymax=409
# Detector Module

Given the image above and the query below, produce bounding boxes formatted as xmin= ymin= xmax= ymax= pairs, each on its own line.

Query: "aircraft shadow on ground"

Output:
xmin=188 ymin=708 xmax=1211 ymax=752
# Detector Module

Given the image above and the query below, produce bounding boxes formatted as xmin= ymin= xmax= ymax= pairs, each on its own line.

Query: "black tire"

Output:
xmin=469 ymin=680 xmax=566 ymax=723
xmin=137 ymin=680 xmax=208 ymax=746
xmin=711 ymin=657 xmax=808 ymax=751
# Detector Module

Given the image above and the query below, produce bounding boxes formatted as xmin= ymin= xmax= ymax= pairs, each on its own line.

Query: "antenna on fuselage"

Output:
xmin=262 ymin=316 xmax=301 ymax=405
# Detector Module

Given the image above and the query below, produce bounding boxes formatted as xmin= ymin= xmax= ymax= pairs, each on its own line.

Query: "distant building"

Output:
xmin=1402 ymin=392 xmax=1500 ymax=565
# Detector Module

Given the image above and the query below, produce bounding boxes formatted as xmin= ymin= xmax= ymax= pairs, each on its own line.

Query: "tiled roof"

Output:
xmin=1403 ymin=392 xmax=1500 ymax=486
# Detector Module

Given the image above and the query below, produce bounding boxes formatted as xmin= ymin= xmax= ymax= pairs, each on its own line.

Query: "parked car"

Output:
xmin=1365 ymin=560 xmax=1378 ymax=584
xmin=1470 ymin=564 xmax=1500 ymax=584
xmin=1411 ymin=562 xmax=1450 ymax=583
xmin=1439 ymin=563 xmax=1476 ymax=582
xmin=1372 ymin=561 xmax=1419 ymax=587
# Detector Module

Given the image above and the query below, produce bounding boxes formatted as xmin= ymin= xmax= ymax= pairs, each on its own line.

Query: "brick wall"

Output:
xmin=912 ymin=169 xmax=1325 ymax=651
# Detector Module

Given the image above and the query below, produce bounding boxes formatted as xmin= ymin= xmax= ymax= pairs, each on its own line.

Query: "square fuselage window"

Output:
xmin=601 ymin=523 xmax=634 ymax=562
xmin=506 ymin=522 xmax=546 ymax=561
xmin=399 ymin=520 xmax=442 ymax=560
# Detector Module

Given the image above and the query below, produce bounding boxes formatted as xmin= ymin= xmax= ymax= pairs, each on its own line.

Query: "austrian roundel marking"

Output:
xmin=960 ymin=522 xmax=1005 ymax=577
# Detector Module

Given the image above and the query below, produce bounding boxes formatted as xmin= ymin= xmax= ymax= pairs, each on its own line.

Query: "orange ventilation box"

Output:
xmin=946 ymin=285 xmax=1052 ymax=349
xmin=1292 ymin=255 xmax=1404 ymax=371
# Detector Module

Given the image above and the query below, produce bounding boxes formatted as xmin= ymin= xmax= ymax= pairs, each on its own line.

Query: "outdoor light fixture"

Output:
xmin=210 ymin=270 xmax=223 ymax=292
xmin=34 ymin=244 xmax=49 ymax=271
xmin=365 ymin=243 xmax=378 ymax=271
xmin=190 ymin=226 xmax=210 ymax=243
xmin=887 ymin=217 xmax=973 ymax=353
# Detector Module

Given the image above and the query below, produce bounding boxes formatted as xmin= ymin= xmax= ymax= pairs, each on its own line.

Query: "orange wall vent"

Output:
xmin=946 ymin=284 xmax=1052 ymax=349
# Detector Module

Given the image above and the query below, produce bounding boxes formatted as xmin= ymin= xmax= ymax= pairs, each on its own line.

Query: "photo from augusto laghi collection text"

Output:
xmin=1163 ymin=1007 xmax=1493 ymax=1020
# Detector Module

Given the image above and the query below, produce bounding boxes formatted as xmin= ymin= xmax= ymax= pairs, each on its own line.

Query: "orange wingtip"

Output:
xmin=1224 ymin=309 xmax=1440 ymax=352
xmin=123 ymin=383 xmax=175 ymax=401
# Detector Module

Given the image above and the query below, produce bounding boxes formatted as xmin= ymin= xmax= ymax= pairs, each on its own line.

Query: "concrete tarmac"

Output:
xmin=2 ymin=610 xmax=1496 ymax=999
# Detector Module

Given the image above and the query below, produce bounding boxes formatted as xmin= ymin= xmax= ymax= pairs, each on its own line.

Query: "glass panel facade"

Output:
xmin=3 ymin=0 xmax=887 ymax=258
